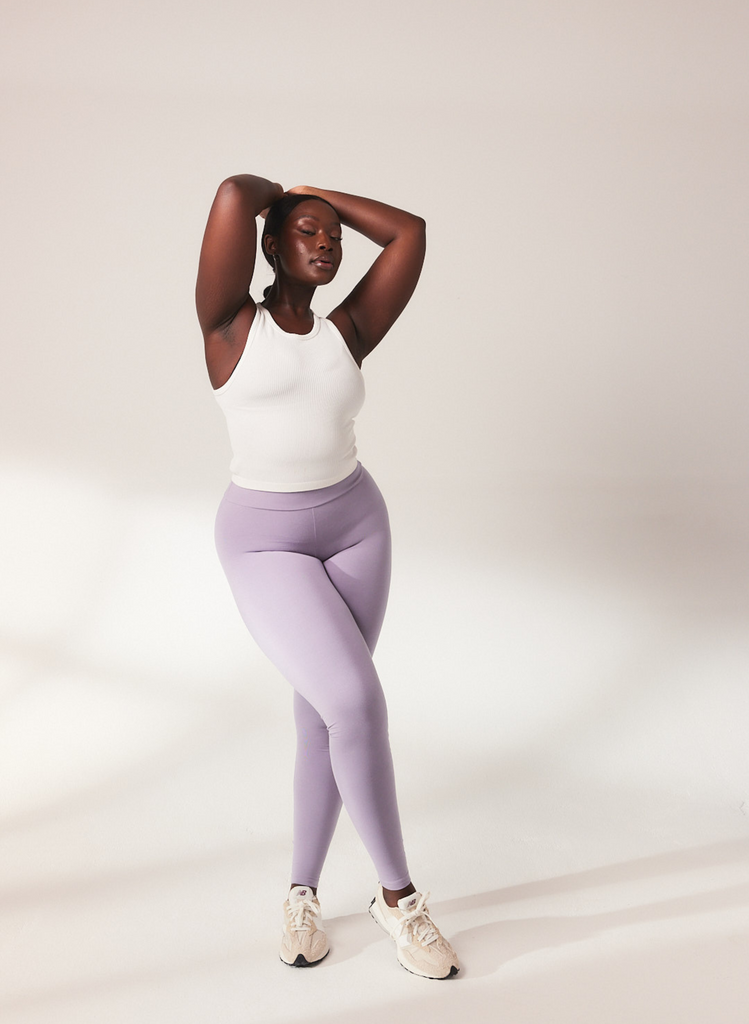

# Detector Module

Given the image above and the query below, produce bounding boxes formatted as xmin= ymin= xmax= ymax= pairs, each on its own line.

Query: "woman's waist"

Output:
xmin=224 ymin=461 xmax=366 ymax=509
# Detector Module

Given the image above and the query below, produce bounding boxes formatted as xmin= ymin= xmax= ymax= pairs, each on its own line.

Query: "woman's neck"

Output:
xmin=263 ymin=280 xmax=317 ymax=320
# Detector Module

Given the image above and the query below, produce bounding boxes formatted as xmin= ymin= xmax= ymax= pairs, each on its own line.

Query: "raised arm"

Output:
xmin=288 ymin=185 xmax=426 ymax=363
xmin=196 ymin=174 xmax=282 ymax=389
xmin=196 ymin=174 xmax=282 ymax=337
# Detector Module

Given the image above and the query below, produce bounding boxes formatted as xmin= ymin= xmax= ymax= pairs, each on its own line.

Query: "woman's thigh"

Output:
xmin=218 ymin=547 xmax=386 ymax=732
xmin=314 ymin=469 xmax=392 ymax=652
xmin=322 ymin=533 xmax=390 ymax=654
xmin=214 ymin=468 xmax=392 ymax=718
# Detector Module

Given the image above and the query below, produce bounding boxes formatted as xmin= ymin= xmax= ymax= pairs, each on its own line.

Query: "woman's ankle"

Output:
xmin=382 ymin=882 xmax=416 ymax=908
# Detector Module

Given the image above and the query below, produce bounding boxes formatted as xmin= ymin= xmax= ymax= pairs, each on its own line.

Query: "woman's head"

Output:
xmin=261 ymin=194 xmax=343 ymax=291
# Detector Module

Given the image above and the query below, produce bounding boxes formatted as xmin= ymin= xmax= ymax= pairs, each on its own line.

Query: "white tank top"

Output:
xmin=213 ymin=303 xmax=365 ymax=491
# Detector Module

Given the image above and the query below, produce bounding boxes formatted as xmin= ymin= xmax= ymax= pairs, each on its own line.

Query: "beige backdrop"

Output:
xmin=2 ymin=1 xmax=748 ymax=493
xmin=1 ymin=3 xmax=748 ymax=1023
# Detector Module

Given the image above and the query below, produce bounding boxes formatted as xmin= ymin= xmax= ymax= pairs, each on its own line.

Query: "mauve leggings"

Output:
xmin=214 ymin=462 xmax=411 ymax=890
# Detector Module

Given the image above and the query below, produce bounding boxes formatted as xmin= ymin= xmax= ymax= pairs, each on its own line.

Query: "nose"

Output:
xmin=318 ymin=234 xmax=333 ymax=250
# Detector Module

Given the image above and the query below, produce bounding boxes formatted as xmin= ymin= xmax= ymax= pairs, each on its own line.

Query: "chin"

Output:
xmin=311 ymin=270 xmax=338 ymax=285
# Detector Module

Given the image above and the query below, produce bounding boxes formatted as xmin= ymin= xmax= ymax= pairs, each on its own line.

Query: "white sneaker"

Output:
xmin=369 ymin=886 xmax=459 ymax=979
xmin=280 ymin=886 xmax=329 ymax=967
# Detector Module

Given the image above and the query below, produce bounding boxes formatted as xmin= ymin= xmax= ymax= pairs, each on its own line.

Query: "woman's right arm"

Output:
xmin=196 ymin=175 xmax=282 ymax=385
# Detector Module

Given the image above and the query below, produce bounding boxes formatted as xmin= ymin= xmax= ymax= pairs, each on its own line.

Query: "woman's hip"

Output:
xmin=214 ymin=462 xmax=389 ymax=562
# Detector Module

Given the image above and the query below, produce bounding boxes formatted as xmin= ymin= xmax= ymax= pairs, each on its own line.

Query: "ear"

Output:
xmin=264 ymin=234 xmax=278 ymax=258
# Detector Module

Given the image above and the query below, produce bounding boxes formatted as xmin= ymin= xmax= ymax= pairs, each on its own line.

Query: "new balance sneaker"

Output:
xmin=369 ymin=886 xmax=459 ymax=979
xmin=279 ymin=886 xmax=329 ymax=967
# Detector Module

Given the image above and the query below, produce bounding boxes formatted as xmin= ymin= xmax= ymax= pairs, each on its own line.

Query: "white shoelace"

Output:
xmin=287 ymin=896 xmax=321 ymax=934
xmin=389 ymin=891 xmax=440 ymax=946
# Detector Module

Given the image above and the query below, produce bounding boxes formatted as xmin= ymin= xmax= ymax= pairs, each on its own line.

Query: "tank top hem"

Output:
xmin=224 ymin=462 xmax=364 ymax=509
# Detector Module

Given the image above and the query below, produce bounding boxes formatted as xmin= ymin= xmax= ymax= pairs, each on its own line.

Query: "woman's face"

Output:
xmin=266 ymin=200 xmax=343 ymax=285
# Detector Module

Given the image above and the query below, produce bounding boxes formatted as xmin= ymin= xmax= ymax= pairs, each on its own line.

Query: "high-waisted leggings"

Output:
xmin=214 ymin=462 xmax=411 ymax=890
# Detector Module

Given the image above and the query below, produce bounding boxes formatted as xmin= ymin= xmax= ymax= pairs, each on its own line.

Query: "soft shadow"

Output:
xmin=441 ymin=837 xmax=749 ymax=978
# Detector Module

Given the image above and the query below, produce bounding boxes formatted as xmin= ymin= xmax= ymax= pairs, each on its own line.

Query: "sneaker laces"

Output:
xmin=287 ymin=896 xmax=320 ymax=934
xmin=391 ymin=891 xmax=440 ymax=946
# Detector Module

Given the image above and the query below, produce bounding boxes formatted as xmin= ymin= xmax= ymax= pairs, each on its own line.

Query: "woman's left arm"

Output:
xmin=288 ymin=185 xmax=426 ymax=364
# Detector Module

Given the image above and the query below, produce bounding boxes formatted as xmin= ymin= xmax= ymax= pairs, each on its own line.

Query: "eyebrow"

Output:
xmin=295 ymin=213 xmax=342 ymax=228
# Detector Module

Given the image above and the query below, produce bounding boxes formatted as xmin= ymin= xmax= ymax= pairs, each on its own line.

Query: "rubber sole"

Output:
xmin=368 ymin=897 xmax=459 ymax=980
xmin=280 ymin=948 xmax=330 ymax=968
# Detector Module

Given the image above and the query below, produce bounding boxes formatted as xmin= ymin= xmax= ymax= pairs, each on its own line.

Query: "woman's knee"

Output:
xmin=325 ymin=685 xmax=389 ymax=744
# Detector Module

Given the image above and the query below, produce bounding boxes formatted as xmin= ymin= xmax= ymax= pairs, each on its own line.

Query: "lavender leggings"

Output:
xmin=214 ymin=463 xmax=411 ymax=890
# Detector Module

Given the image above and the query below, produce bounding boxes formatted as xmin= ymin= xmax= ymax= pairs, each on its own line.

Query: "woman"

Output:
xmin=196 ymin=174 xmax=459 ymax=979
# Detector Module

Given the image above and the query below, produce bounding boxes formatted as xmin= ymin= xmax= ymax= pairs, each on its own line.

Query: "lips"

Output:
xmin=312 ymin=256 xmax=334 ymax=269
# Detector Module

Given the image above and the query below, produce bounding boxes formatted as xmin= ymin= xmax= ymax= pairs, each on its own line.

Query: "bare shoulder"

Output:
xmin=204 ymin=298 xmax=257 ymax=390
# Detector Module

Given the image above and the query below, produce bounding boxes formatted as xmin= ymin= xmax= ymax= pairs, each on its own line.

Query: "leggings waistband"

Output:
xmin=222 ymin=462 xmax=366 ymax=510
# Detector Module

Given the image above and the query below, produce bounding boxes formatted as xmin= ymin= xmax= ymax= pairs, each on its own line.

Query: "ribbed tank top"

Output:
xmin=213 ymin=303 xmax=366 ymax=491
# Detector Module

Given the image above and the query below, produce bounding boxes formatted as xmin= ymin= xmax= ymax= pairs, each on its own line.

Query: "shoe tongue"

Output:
xmin=397 ymin=892 xmax=423 ymax=912
xmin=290 ymin=885 xmax=314 ymax=902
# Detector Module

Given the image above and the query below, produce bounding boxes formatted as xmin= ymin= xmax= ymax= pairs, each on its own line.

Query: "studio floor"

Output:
xmin=1 ymin=470 xmax=748 ymax=1023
